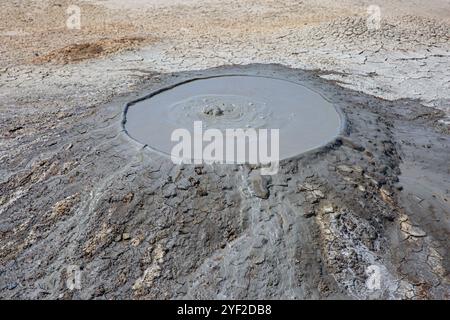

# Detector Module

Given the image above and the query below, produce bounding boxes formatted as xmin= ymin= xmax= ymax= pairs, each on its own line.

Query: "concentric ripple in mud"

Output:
xmin=124 ymin=75 xmax=343 ymax=159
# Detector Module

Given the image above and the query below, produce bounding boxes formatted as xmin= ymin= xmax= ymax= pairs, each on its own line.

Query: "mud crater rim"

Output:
xmin=122 ymin=74 xmax=346 ymax=160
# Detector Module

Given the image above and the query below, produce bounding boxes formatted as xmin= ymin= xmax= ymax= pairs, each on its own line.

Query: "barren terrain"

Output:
xmin=0 ymin=0 xmax=449 ymax=299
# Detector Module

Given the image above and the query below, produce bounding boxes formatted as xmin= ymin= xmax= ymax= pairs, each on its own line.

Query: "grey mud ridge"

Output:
xmin=0 ymin=64 xmax=449 ymax=299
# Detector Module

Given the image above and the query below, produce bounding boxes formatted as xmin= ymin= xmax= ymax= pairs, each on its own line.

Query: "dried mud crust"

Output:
xmin=32 ymin=37 xmax=150 ymax=65
xmin=0 ymin=65 xmax=448 ymax=299
xmin=2 ymin=0 xmax=450 ymax=127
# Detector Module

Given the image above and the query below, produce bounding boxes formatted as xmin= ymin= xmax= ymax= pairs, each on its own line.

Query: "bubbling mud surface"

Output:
xmin=124 ymin=75 xmax=343 ymax=160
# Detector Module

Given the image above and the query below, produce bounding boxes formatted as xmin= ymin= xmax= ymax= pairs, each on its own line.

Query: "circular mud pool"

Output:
xmin=124 ymin=75 xmax=343 ymax=160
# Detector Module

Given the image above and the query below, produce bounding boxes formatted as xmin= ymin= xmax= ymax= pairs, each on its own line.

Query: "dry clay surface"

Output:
xmin=0 ymin=0 xmax=449 ymax=299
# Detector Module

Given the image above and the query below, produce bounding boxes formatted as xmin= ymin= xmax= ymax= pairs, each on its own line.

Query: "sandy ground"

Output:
xmin=0 ymin=0 xmax=449 ymax=299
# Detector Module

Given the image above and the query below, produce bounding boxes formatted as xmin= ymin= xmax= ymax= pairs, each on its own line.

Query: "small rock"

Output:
xmin=250 ymin=175 xmax=270 ymax=199
xmin=122 ymin=233 xmax=131 ymax=240
xmin=131 ymin=237 xmax=142 ymax=246
xmin=312 ymin=189 xmax=325 ymax=198
xmin=401 ymin=223 xmax=427 ymax=238
xmin=298 ymin=182 xmax=314 ymax=192
xmin=122 ymin=192 xmax=134 ymax=203
xmin=337 ymin=165 xmax=353 ymax=173
xmin=322 ymin=204 xmax=335 ymax=214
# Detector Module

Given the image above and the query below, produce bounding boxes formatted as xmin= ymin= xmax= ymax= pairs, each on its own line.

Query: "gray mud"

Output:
xmin=0 ymin=64 xmax=449 ymax=299
xmin=124 ymin=75 xmax=343 ymax=160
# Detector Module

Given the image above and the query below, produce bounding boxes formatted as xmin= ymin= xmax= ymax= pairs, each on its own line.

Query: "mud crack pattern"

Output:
xmin=1 ymin=65 xmax=449 ymax=299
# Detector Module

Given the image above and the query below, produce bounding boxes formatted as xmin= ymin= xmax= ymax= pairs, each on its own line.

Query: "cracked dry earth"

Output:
xmin=1 ymin=1 xmax=450 ymax=299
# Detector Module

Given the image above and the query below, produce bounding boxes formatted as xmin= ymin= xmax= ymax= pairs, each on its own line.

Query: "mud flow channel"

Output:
xmin=123 ymin=75 xmax=344 ymax=160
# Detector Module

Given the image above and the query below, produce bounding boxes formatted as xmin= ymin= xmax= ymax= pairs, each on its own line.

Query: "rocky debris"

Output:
xmin=402 ymin=224 xmax=427 ymax=238
xmin=122 ymin=192 xmax=134 ymax=203
xmin=132 ymin=264 xmax=161 ymax=291
xmin=50 ymin=194 xmax=79 ymax=218
xmin=315 ymin=207 xmax=393 ymax=298
xmin=122 ymin=233 xmax=131 ymax=241
xmin=399 ymin=215 xmax=427 ymax=238
xmin=379 ymin=186 xmax=395 ymax=204
xmin=321 ymin=204 xmax=335 ymax=214
xmin=337 ymin=165 xmax=353 ymax=174
xmin=380 ymin=186 xmax=393 ymax=197
xmin=132 ymin=244 xmax=165 ymax=294
xmin=298 ymin=182 xmax=325 ymax=203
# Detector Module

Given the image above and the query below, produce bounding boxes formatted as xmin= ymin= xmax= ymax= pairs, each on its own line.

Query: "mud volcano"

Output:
xmin=123 ymin=75 xmax=343 ymax=160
